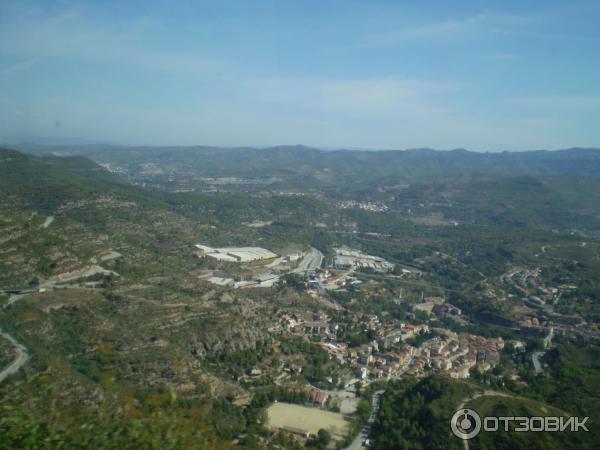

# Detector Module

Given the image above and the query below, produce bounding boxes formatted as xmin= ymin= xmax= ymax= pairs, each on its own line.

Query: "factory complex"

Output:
xmin=333 ymin=247 xmax=394 ymax=272
xmin=195 ymin=244 xmax=277 ymax=262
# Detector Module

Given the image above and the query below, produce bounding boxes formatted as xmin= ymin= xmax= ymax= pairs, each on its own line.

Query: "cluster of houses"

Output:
xmin=500 ymin=268 xmax=600 ymax=342
xmin=502 ymin=268 xmax=563 ymax=307
xmin=353 ymin=331 xmax=504 ymax=380
xmin=354 ymin=344 xmax=417 ymax=380
xmin=335 ymin=200 xmax=389 ymax=213
xmin=277 ymin=310 xmax=505 ymax=382
xmin=517 ymin=311 xmax=600 ymax=344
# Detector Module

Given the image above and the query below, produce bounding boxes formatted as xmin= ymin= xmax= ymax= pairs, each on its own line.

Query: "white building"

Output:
xmin=196 ymin=244 xmax=277 ymax=262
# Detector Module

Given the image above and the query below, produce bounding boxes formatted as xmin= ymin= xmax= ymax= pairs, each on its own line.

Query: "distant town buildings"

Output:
xmin=335 ymin=200 xmax=389 ymax=213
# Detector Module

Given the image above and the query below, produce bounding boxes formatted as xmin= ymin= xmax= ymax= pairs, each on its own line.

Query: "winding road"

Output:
xmin=6 ymin=264 xmax=116 ymax=306
xmin=454 ymin=391 xmax=516 ymax=450
xmin=0 ymin=327 xmax=29 ymax=383
xmin=452 ymin=390 xmax=571 ymax=450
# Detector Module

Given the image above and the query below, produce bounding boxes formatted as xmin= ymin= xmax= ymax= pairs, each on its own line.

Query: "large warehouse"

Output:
xmin=333 ymin=247 xmax=394 ymax=272
xmin=195 ymin=244 xmax=277 ymax=262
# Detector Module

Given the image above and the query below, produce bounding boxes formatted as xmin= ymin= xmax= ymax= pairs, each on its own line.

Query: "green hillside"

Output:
xmin=467 ymin=396 xmax=588 ymax=450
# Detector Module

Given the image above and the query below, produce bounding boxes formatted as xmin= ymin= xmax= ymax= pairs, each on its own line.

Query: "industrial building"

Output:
xmin=332 ymin=247 xmax=394 ymax=272
xmin=332 ymin=255 xmax=354 ymax=270
xmin=195 ymin=244 xmax=277 ymax=262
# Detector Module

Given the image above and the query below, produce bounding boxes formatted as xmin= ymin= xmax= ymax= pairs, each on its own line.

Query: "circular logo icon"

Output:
xmin=451 ymin=409 xmax=481 ymax=440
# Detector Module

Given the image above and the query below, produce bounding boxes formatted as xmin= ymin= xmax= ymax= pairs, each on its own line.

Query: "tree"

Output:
xmin=279 ymin=273 xmax=307 ymax=292
xmin=317 ymin=429 xmax=331 ymax=446
xmin=526 ymin=338 xmax=544 ymax=352
xmin=307 ymin=428 xmax=331 ymax=449
xmin=356 ymin=399 xmax=371 ymax=422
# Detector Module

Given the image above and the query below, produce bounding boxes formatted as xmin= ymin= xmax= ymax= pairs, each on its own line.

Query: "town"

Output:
xmin=275 ymin=300 xmax=504 ymax=384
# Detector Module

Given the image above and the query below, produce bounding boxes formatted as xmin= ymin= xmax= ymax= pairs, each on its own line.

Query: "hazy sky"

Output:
xmin=1 ymin=0 xmax=599 ymax=150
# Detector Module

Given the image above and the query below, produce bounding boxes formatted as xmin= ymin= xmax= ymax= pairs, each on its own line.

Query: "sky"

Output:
xmin=1 ymin=0 xmax=599 ymax=151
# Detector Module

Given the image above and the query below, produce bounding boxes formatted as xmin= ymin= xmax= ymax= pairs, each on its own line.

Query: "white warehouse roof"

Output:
xmin=196 ymin=244 xmax=277 ymax=262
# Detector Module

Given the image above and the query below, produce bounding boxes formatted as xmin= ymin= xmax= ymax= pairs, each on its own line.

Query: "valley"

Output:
xmin=1 ymin=146 xmax=600 ymax=449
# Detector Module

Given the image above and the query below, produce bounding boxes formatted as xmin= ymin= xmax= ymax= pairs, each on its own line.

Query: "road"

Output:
xmin=532 ymin=351 xmax=545 ymax=375
xmin=7 ymin=265 xmax=116 ymax=306
xmin=453 ymin=389 xmax=572 ymax=450
xmin=0 ymin=327 xmax=29 ymax=383
xmin=454 ymin=390 xmax=516 ymax=450
xmin=292 ymin=247 xmax=323 ymax=275
xmin=345 ymin=390 xmax=385 ymax=450
xmin=41 ymin=215 xmax=54 ymax=229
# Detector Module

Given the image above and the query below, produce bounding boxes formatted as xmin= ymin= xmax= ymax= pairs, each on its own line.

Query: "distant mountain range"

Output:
xmin=11 ymin=143 xmax=600 ymax=183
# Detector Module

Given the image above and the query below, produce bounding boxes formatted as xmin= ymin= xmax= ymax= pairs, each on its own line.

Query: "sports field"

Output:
xmin=266 ymin=402 xmax=349 ymax=439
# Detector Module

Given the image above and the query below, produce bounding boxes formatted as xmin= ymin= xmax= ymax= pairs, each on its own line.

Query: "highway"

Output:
xmin=292 ymin=247 xmax=324 ymax=275
xmin=0 ymin=327 xmax=29 ymax=383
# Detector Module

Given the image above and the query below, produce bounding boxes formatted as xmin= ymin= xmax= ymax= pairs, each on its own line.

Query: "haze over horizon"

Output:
xmin=5 ymin=137 xmax=600 ymax=155
xmin=1 ymin=0 xmax=600 ymax=151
